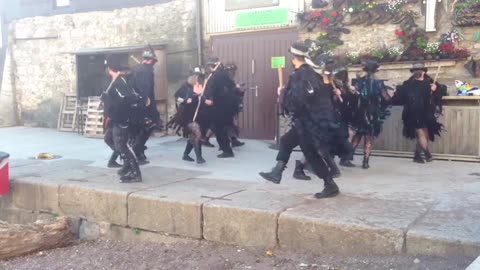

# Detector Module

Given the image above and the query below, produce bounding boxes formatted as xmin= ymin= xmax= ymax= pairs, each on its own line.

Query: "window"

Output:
xmin=55 ymin=0 xmax=70 ymax=8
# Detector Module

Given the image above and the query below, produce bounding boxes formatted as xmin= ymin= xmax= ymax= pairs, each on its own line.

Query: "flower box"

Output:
xmin=453 ymin=10 xmax=480 ymax=26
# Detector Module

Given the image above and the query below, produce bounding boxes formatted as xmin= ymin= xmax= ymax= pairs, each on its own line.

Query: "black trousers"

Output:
xmin=213 ymin=122 xmax=233 ymax=154
xmin=133 ymin=126 xmax=154 ymax=157
xmin=104 ymin=127 xmax=115 ymax=151
xmin=276 ymin=128 xmax=331 ymax=179
xmin=113 ymin=124 xmax=137 ymax=164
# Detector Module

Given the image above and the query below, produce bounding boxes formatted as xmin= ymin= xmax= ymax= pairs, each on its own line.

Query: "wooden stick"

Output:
xmin=192 ymin=62 xmax=221 ymax=122
xmin=433 ymin=65 xmax=441 ymax=84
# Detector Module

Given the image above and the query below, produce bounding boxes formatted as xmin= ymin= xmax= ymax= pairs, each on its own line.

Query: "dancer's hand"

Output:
xmin=277 ymin=86 xmax=284 ymax=96
xmin=333 ymin=88 xmax=342 ymax=97
xmin=205 ymin=99 xmax=213 ymax=106
xmin=145 ymin=98 xmax=151 ymax=106
xmin=431 ymin=84 xmax=437 ymax=92
xmin=187 ymin=98 xmax=192 ymax=104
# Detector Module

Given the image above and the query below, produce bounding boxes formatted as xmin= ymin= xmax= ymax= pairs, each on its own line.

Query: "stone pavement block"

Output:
xmin=279 ymin=196 xmax=430 ymax=255
xmin=59 ymin=184 xmax=128 ymax=226
xmin=128 ymin=179 xmax=250 ymax=239
xmin=203 ymin=190 xmax=306 ymax=248
xmin=10 ymin=179 xmax=60 ymax=213
xmin=407 ymin=208 xmax=480 ymax=257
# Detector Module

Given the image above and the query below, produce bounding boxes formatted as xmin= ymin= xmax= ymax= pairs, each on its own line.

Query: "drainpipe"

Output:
xmin=195 ymin=0 xmax=204 ymax=65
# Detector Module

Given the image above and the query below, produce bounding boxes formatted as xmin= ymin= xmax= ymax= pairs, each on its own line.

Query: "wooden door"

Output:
xmin=211 ymin=29 xmax=298 ymax=140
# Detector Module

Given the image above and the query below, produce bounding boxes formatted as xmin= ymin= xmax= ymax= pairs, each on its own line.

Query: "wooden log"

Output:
xmin=0 ymin=217 xmax=74 ymax=260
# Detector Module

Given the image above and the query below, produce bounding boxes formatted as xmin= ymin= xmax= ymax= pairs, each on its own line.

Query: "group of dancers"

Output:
xmin=101 ymin=41 xmax=448 ymax=193
xmin=167 ymin=58 xmax=246 ymax=164
xmin=259 ymin=41 xmax=447 ymax=199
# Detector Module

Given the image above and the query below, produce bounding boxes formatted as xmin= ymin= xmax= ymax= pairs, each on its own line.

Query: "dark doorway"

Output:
xmin=211 ymin=28 xmax=298 ymax=140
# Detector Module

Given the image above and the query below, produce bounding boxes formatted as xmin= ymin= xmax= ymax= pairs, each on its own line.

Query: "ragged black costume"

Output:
xmin=350 ymin=61 xmax=391 ymax=168
xmin=204 ymin=59 xmax=238 ymax=158
xmin=392 ymin=74 xmax=446 ymax=140
xmin=102 ymin=57 xmax=144 ymax=183
xmin=392 ymin=63 xmax=448 ymax=163
xmin=260 ymin=42 xmax=341 ymax=199
xmin=168 ymin=73 xmax=208 ymax=164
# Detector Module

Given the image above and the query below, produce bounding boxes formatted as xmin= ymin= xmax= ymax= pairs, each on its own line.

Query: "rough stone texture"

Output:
xmin=300 ymin=1 xmax=480 ymax=95
xmin=0 ymin=207 xmax=57 ymax=225
xmin=10 ymin=179 xmax=61 ymax=213
xmin=279 ymin=196 xmax=430 ymax=255
xmin=407 ymin=208 xmax=480 ymax=257
xmin=0 ymin=0 xmax=196 ymax=127
xmin=128 ymin=179 xmax=249 ymax=239
xmin=59 ymin=184 xmax=128 ymax=226
xmin=0 ymin=48 xmax=18 ymax=127
xmin=105 ymin=225 xmax=198 ymax=245
xmin=203 ymin=190 xmax=305 ymax=248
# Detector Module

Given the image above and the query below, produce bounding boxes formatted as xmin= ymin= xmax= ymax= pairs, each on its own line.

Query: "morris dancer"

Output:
xmin=392 ymin=62 xmax=447 ymax=163
xmin=350 ymin=60 xmax=391 ymax=169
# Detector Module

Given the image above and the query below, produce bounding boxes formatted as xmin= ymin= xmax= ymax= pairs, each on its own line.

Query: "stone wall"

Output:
xmin=300 ymin=1 xmax=480 ymax=93
xmin=276 ymin=2 xmax=480 ymax=136
xmin=0 ymin=0 xmax=196 ymax=127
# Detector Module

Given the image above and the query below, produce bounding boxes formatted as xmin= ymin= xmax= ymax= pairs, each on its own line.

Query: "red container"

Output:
xmin=0 ymin=152 xmax=9 ymax=196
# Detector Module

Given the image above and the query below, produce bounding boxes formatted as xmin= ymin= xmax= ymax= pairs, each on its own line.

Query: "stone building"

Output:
xmin=0 ymin=0 xmax=479 ymax=147
xmin=0 ymin=0 xmax=198 ymax=128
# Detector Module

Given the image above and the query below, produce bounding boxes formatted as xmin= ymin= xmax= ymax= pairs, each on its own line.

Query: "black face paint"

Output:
xmin=413 ymin=70 xmax=423 ymax=79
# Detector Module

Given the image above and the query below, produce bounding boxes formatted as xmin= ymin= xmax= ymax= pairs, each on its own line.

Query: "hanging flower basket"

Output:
xmin=453 ymin=9 xmax=480 ymax=26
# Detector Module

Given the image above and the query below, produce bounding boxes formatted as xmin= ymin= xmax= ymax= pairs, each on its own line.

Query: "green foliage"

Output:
xmin=473 ymin=30 xmax=480 ymax=42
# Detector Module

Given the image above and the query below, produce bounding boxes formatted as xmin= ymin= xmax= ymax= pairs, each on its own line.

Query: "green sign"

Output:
xmin=271 ymin=56 xmax=286 ymax=69
xmin=235 ymin=8 xmax=289 ymax=29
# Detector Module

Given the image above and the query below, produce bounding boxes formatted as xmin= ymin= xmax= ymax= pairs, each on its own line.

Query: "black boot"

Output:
xmin=217 ymin=151 xmax=234 ymax=158
xmin=117 ymin=159 xmax=130 ymax=176
xmin=231 ymin=137 xmax=245 ymax=147
xmin=137 ymin=152 xmax=150 ymax=165
xmin=339 ymin=159 xmax=355 ymax=167
xmin=362 ymin=157 xmax=370 ymax=169
xmin=424 ymin=150 xmax=433 ymax=162
xmin=201 ymin=138 xmax=215 ymax=148
xmin=413 ymin=150 xmax=425 ymax=164
xmin=259 ymin=161 xmax=286 ymax=184
xmin=120 ymin=160 xmax=142 ymax=183
xmin=293 ymin=160 xmax=311 ymax=181
xmin=325 ymin=156 xmax=341 ymax=178
xmin=183 ymin=143 xmax=195 ymax=162
xmin=314 ymin=177 xmax=340 ymax=199
xmin=107 ymin=152 xmax=122 ymax=168
xmin=194 ymin=142 xmax=206 ymax=164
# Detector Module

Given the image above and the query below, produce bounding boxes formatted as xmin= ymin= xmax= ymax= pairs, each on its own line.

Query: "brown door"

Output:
xmin=211 ymin=28 xmax=298 ymax=140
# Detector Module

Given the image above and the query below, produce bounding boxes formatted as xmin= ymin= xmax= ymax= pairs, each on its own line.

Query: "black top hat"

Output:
xmin=206 ymin=57 xmax=220 ymax=65
xmin=410 ymin=62 xmax=428 ymax=73
xmin=289 ymin=41 xmax=309 ymax=57
xmin=363 ymin=60 xmax=380 ymax=73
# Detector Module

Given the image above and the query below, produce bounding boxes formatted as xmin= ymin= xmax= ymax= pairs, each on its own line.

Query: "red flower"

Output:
xmin=440 ymin=42 xmax=455 ymax=53
xmin=332 ymin=11 xmax=338 ymax=17
xmin=322 ymin=17 xmax=330 ymax=24
xmin=311 ymin=10 xmax=322 ymax=18
xmin=394 ymin=29 xmax=404 ymax=36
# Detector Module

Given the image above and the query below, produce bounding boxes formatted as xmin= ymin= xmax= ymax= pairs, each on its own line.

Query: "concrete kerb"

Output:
xmin=126 ymin=179 xmax=252 ymax=240
xmin=3 ymin=177 xmax=480 ymax=257
xmin=277 ymin=195 xmax=432 ymax=255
